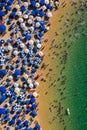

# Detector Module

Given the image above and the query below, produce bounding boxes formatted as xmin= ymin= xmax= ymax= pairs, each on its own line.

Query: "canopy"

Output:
xmin=35 ymin=124 xmax=40 ymax=130
xmin=0 ymin=95 xmax=6 ymax=104
xmin=0 ymin=70 xmax=7 ymax=77
xmin=0 ymin=24 xmax=6 ymax=33
xmin=31 ymin=110 xmax=37 ymax=117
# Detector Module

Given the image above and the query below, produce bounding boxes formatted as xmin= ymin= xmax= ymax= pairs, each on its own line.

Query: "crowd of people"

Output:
xmin=0 ymin=0 xmax=61 ymax=130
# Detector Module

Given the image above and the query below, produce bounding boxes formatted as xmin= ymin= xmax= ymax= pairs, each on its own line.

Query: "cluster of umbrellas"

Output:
xmin=0 ymin=0 xmax=61 ymax=130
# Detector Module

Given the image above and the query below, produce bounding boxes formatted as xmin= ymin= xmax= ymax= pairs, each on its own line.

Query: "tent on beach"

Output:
xmin=0 ymin=70 xmax=7 ymax=77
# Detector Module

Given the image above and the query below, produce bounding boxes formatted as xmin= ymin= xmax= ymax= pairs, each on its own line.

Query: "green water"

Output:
xmin=63 ymin=10 xmax=87 ymax=130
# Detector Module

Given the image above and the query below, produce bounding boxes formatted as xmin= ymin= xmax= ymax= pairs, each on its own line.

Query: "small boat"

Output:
xmin=66 ymin=108 xmax=70 ymax=115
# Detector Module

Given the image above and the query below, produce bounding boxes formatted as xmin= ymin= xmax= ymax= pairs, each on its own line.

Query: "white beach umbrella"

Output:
xmin=24 ymin=74 xmax=28 ymax=79
xmin=42 ymin=5 xmax=46 ymax=11
xmin=27 ymin=79 xmax=32 ymax=84
xmin=28 ymin=19 xmax=33 ymax=24
xmin=15 ymin=87 xmax=20 ymax=93
xmin=47 ymin=12 xmax=52 ymax=17
xmin=33 ymin=92 xmax=38 ymax=98
xmin=29 ymin=15 xmax=34 ymax=19
xmin=19 ymin=18 xmax=24 ymax=23
xmin=23 ymin=14 xmax=28 ymax=19
xmin=20 ymin=23 xmax=25 ymax=28
xmin=37 ymin=43 xmax=42 ymax=48
xmin=24 ymin=49 xmax=29 ymax=54
xmin=36 ymin=2 xmax=40 ymax=8
xmin=14 ymin=83 xmax=19 ymax=87
xmin=15 ymin=4 xmax=20 ymax=9
xmin=20 ymin=43 xmax=25 ymax=48
xmin=24 ymin=105 xmax=27 ymax=108
xmin=36 ymin=22 xmax=40 ymax=28
xmin=8 ymin=75 xmax=13 ymax=80
xmin=24 ymin=2 xmax=28 ymax=7
xmin=36 ymin=16 xmax=42 ymax=22
xmin=8 ymin=45 xmax=12 ymax=51
xmin=24 ymin=84 xmax=27 ymax=88
xmin=17 ymin=11 xmax=22 ymax=16
xmin=13 ymin=50 xmax=18 ymax=56
xmin=38 ymin=51 xmax=43 ymax=57
xmin=35 ymin=39 xmax=40 ymax=44
xmin=29 ymin=26 xmax=34 ymax=32
xmin=45 ymin=0 xmax=49 ymax=4
xmin=35 ymin=81 xmax=39 ymax=87
xmin=29 ymin=39 xmax=34 ymax=45
xmin=46 ymin=26 xmax=50 ymax=31
xmin=29 ymin=83 xmax=34 ymax=89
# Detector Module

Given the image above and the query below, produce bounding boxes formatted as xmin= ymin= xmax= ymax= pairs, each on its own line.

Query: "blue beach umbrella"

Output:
xmin=0 ymin=87 xmax=6 ymax=93
xmin=17 ymin=119 xmax=22 ymax=124
xmin=14 ymin=69 xmax=21 ymax=76
xmin=8 ymin=0 xmax=14 ymax=5
xmin=26 ymin=108 xmax=31 ymax=113
xmin=9 ymin=119 xmax=15 ymax=125
xmin=24 ymin=128 xmax=29 ymax=130
xmin=39 ymin=11 xmax=45 ymax=17
xmin=31 ymin=110 xmax=37 ymax=117
xmin=40 ymin=0 xmax=45 ymax=5
xmin=0 ymin=108 xmax=6 ymax=115
xmin=29 ymin=128 xmax=33 ymax=130
xmin=24 ymin=120 xmax=29 ymax=126
xmin=11 ymin=11 xmax=16 ymax=17
xmin=6 ymin=127 xmax=10 ymax=130
xmin=25 ymin=35 xmax=31 ymax=40
xmin=0 ymin=10 xmax=5 ymax=17
xmin=30 ymin=97 xmax=35 ymax=104
xmin=1 ymin=2 xmax=6 ymax=7
xmin=31 ymin=1 xmax=36 ymax=7
xmin=34 ymin=124 xmax=40 ymax=130
xmin=0 ymin=24 xmax=6 ymax=33
xmin=21 ymin=6 xmax=26 ymax=12
xmin=0 ymin=39 xmax=5 ymax=44
xmin=31 ymin=103 xmax=37 ymax=109
xmin=6 ymin=6 xmax=11 ymax=11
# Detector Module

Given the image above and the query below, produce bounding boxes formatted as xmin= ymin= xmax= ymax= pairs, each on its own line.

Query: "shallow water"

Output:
xmin=63 ymin=8 xmax=87 ymax=130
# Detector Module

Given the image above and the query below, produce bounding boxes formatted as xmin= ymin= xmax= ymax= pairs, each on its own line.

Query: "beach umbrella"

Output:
xmin=29 ymin=40 xmax=34 ymax=45
xmin=33 ymin=92 xmax=38 ymax=98
xmin=31 ymin=110 xmax=37 ymax=117
xmin=8 ymin=75 xmax=13 ymax=80
xmin=17 ymin=119 xmax=22 ymax=124
xmin=24 ymin=120 xmax=29 ymax=126
xmin=0 ymin=95 xmax=6 ymax=104
xmin=42 ymin=5 xmax=46 ymax=11
xmin=38 ymin=51 xmax=43 ymax=56
xmin=24 ymin=74 xmax=28 ymax=79
xmin=7 ymin=45 xmax=12 ymax=51
xmin=7 ymin=0 xmax=13 ymax=6
xmin=46 ymin=26 xmax=50 ymax=31
xmin=15 ymin=4 xmax=20 ymax=9
xmin=31 ymin=1 xmax=36 ymax=7
xmin=20 ymin=23 xmax=25 ymax=28
xmin=14 ymin=69 xmax=21 ymax=76
xmin=28 ymin=19 xmax=33 ymax=24
xmin=36 ymin=2 xmax=40 ymax=8
xmin=19 ymin=18 xmax=24 ymax=23
xmin=15 ymin=87 xmax=20 ymax=93
xmin=36 ymin=22 xmax=40 ymax=28
xmin=35 ymin=39 xmax=40 ymax=44
xmin=17 ymin=11 xmax=22 ymax=16
xmin=21 ymin=6 xmax=26 ymax=12
xmin=27 ymin=79 xmax=32 ymax=84
xmin=29 ymin=128 xmax=33 ymax=130
xmin=1 ymin=2 xmax=6 ymax=7
xmin=0 ymin=70 xmax=7 ymax=77
xmin=47 ymin=12 xmax=52 ymax=17
xmin=23 ymin=14 xmax=28 ymax=19
xmin=20 ymin=43 xmax=25 ymax=48
xmin=36 ymin=16 xmax=42 ymax=22
xmin=24 ymin=2 xmax=28 ymax=7
xmin=39 ymin=11 xmax=45 ymax=17
xmin=6 ymin=6 xmax=11 ymax=11
xmin=45 ymin=0 xmax=49 ymax=4
xmin=13 ymin=50 xmax=18 ymax=55
xmin=29 ymin=15 xmax=34 ymax=19
xmin=24 ymin=49 xmax=29 ymax=54
xmin=35 ymin=124 xmax=40 ymax=130
xmin=37 ymin=43 xmax=41 ymax=49
xmin=0 ymin=87 xmax=6 ymax=93
xmin=0 ymin=24 xmax=6 ymax=33
xmin=14 ymin=83 xmax=19 ymax=87
xmin=0 ymin=10 xmax=5 ymax=17
xmin=0 ymin=108 xmax=6 ymax=115
xmin=30 ymin=97 xmax=35 ymax=104
xmin=29 ymin=26 xmax=34 ymax=32
xmin=9 ymin=119 xmax=15 ymax=125
xmin=29 ymin=83 xmax=34 ymax=89
xmin=25 ymin=35 xmax=31 ymax=40
xmin=11 ymin=12 xmax=16 ymax=17
xmin=0 ymin=39 xmax=5 ymax=44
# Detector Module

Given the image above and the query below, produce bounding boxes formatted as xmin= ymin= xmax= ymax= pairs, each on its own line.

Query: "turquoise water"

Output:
xmin=63 ymin=10 xmax=87 ymax=130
